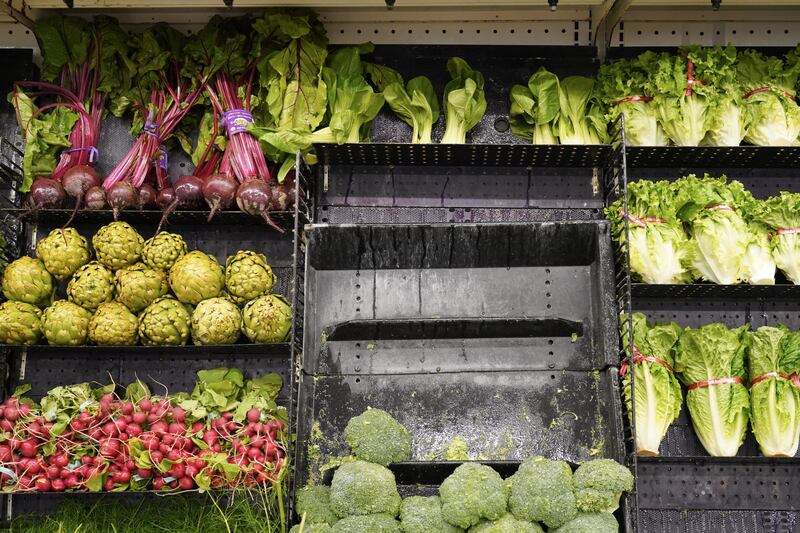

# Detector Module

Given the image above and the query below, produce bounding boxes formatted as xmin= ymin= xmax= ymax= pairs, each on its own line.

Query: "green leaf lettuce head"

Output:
xmin=620 ymin=313 xmax=683 ymax=456
xmin=675 ymin=323 xmax=750 ymax=457
xmin=747 ymin=326 xmax=800 ymax=457
xmin=740 ymin=220 xmax=777 ymax=286
xmin=754 ymin=192 xmax=800 ymax=284
xmin=441 ymin=57 xmax=487 ymax=144
xmin=738 ymin=48 xmax=800 ymax=146
xmin=647 ymin=50 xmax=714 ymax=146
xmin=509 ymin=67 xmax=559 ymax=144
xmin=605 ymin=179 xmax=693 ymax=284
xmin=674 ymin=174 xmax=754 ymax=285
xmin=595 ymin=52 xmax=667 ymax=146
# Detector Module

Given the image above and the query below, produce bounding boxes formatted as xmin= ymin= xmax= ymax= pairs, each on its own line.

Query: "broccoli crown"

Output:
xmin=551 ymin=512 xmax=619 ymax=533
xmin=331 ymin=513 xmax=401 ymax=533
xmin=439 ymin=463 xmax=509 ymax=529
xmin=344 ymin=408 xmax=412 ymax=466
xmin=507 ymin=456 xmax=577 ymax=529
xmin=467 ymin=513 xmax=544 ymax=533
xmin=400 ymin=496 xmax=463 ymax=533
xmin=290 ymin=524 xmax=333 ymax=533
xmin=573 ymin=459 xmax=633 ymax=513
xmin=296 ymin=485 xmax=338 ymax=526
xmin=329 ymin=460 xmax=402 ymax=518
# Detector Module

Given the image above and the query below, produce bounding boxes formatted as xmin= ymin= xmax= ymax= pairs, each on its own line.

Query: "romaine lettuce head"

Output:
xmin=753 ymin=192 xmax=800 ymax=284
xmin=620 ymin=313 xmax=683 ymax=456
xmin=747 ymin=326 xmax=800 ymax=457
xmin=675 ymin=323 xmax=750 ymax=457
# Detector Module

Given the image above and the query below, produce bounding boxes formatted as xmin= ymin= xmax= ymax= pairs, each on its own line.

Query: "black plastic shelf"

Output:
xmin=7 ymin=208 xmax=298 ymax=228
xmin=631 ymin=283 xmax=800 ymax=300
xmin=626 ymin=146 xmax=800 ymax=169
xmin=2 ymin=342 xmax=290 ymax=355
xmin=315 ymin=143 xmax=613 ymax=168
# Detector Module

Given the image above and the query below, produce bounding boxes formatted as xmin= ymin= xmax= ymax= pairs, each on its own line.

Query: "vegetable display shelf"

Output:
xmin=617 ymin=148 xmax=800 ymax=532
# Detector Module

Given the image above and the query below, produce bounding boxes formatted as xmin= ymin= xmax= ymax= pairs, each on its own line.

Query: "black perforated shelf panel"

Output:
xmin=632 ymin=284 xmax=800 ymax=300
xmin=316 ymin=143 xmax=612 ymax=168
xmin=627 ymin=146 xmax=800 ymax=169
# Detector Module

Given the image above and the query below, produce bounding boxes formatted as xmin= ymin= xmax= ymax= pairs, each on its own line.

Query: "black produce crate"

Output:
xmin=294 ymin=368 xmax=625 ymax=486
xmin=301 ymin=222 xmax=618 ymax=372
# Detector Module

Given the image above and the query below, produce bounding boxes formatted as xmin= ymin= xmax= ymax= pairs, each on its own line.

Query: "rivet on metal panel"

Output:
xmin=592 ymin=167 xmax=600 ymax=196
xmin=18 ymin=350 xmax=26 ymax=381
xmin=323 ymin=164 xmax=330 ymax=193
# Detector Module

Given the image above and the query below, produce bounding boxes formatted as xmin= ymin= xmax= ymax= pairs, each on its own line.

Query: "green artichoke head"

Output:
xmin=35 ymin=228 xmax=91 ymax=280
xmin=142 ymin=232 xmax=188 ymax=271
xmin=169 ymin=251 xmax=225 ymax=305
xmin=225 ymin=251 xmax=278 ymax=304
xmin=92 ymin=221 xmax=144 ymax=270
xmin=67 ymin=261 xmax=115 ymax=311
xmin=2 ymin=257 xmax=54 ymax=307
xmin=191 ymin=297 xmax=242 ymax=345
xmin=241 ymin=294 xmax=292 ymax=343
xmin=89 ymin=301 xmax=139 ymax=346
xmin=42 ymin=300 xmax=92 ymax=346
xmin=115 ymin=265 xmax=169 ymax=313
xmin=138 ymin=296 xmax=191 ymax=346
xmin=0 ymin=301 xmax=42 ymax=345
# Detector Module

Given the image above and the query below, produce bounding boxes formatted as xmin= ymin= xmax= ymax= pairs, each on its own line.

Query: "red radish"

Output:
xmin=84 ymin=186 xmax=107 ymax=210
xmin=34 ymin=477 xmax=51 ymax=492
xmin=246 ymin=408 xmax=261 ymax=424
xmin=139 ymin=399 xmax=152 ymax=412
xmin=19 ymin=404 xmax=30 ymax=416
xmin=0 ymin=445 xmax=11 ymax=462
xmin=202 ymin=173 xmax=238 ymax=221
xmin=107 ymin=181 xmax=138 ymax=220
xmin=138 ymin=183 xmax=157 ymax=209
xmin=156 ymin=187 xmax=175 ymax=210
xmin=153 ymin=477 xmax=165 ymax=490
xmin=236 ymin=179 xmax=283 ymax=233
xmin=137 ymin=468 xmax=153 ymax=478
xmin=269 ymin=173 xmax=297 ymax=211
xmin=19 ymin=439 xmax=37 ymax=458
xmin=132 ymin=411 xmax=147 ymax=425
xmin=21 ymin=178 xmax=66 ymax=218
xmin=178 ymin=476 xmax=194 ymax=490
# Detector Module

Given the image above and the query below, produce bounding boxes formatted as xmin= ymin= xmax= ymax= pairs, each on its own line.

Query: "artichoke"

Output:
xmin=191 ymin=297 xmax=242 ymax=345
xmin=35 ymin=228 xmax=90 ymax=280
xmin=0 ymin=301 xmax=42 ymax=345
xmin=142 ymin=232 xmax=187 ymax=271
xmin=242 ymin=295 xmax=292 ymax=343
xmin=225 ymin=251 xmax=277 ymax=304
xmin=67 ymin=261 xmax=115 ymax=311
xmin=41 ymin=300 xmax=92 ymax=345
xmin=138 ymin=296 xmax=191 ymax=346
xmin=169 ymin=251 xmax=225 ymax=305
xmin=115 ymin=265 xmax=169 ymax=313
xmin=89 ymin=302 xmax=139 ymax=346
xmin=2 ymin=257 xmax=53 ymax=307
xmin=92 ymin=221 xmax=144 ymax=270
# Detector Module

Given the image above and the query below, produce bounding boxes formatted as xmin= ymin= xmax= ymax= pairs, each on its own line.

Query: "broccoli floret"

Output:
xmin=296 ymin=486 xmax=338 ymax=525
xmin=344 ymin=408 xmax=412 ymax=466
xmin=551 ymin=512 xmax=619 ymax=533
xmin=443 ymin=436 xmax=470 ymax=461
xmin=507 ymin=456 xmax=577 ymax=529
xmin=400 ymin=496 xmax=463 ymax=533
xmin=330 ymin=460 xmax=402 ymax=518
xmin=331 ymin=513 xmax=401 ymax=533
xmin=572 ymin=459 xmax=633 ymax=513
xmin=467 ymin=513 xmax=544 ymax=533
xmin=439 ymin=463 xmax=508 ymax=529
xmin=290 ymin=524 xmax=333 ymax=533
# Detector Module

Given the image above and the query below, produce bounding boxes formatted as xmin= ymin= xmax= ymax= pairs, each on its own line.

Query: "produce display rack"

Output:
xmin=0 ymin=3 xmax=800 ymax=531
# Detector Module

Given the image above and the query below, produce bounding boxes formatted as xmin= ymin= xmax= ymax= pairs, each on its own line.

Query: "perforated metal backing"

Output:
xmin=638 ymin=509 xmax=798 ymax=533
xmin=638 ymin=459 xmax=800 ymax=511
xmin=627 ymin=146 xmax=800 ymax=169
xmin=633 ymin=284 xmax=800 ymax=300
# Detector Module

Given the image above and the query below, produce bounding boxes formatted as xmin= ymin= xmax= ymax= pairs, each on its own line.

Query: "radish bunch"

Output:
xmin=0 ymin=375 xmax=287 ymax=493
